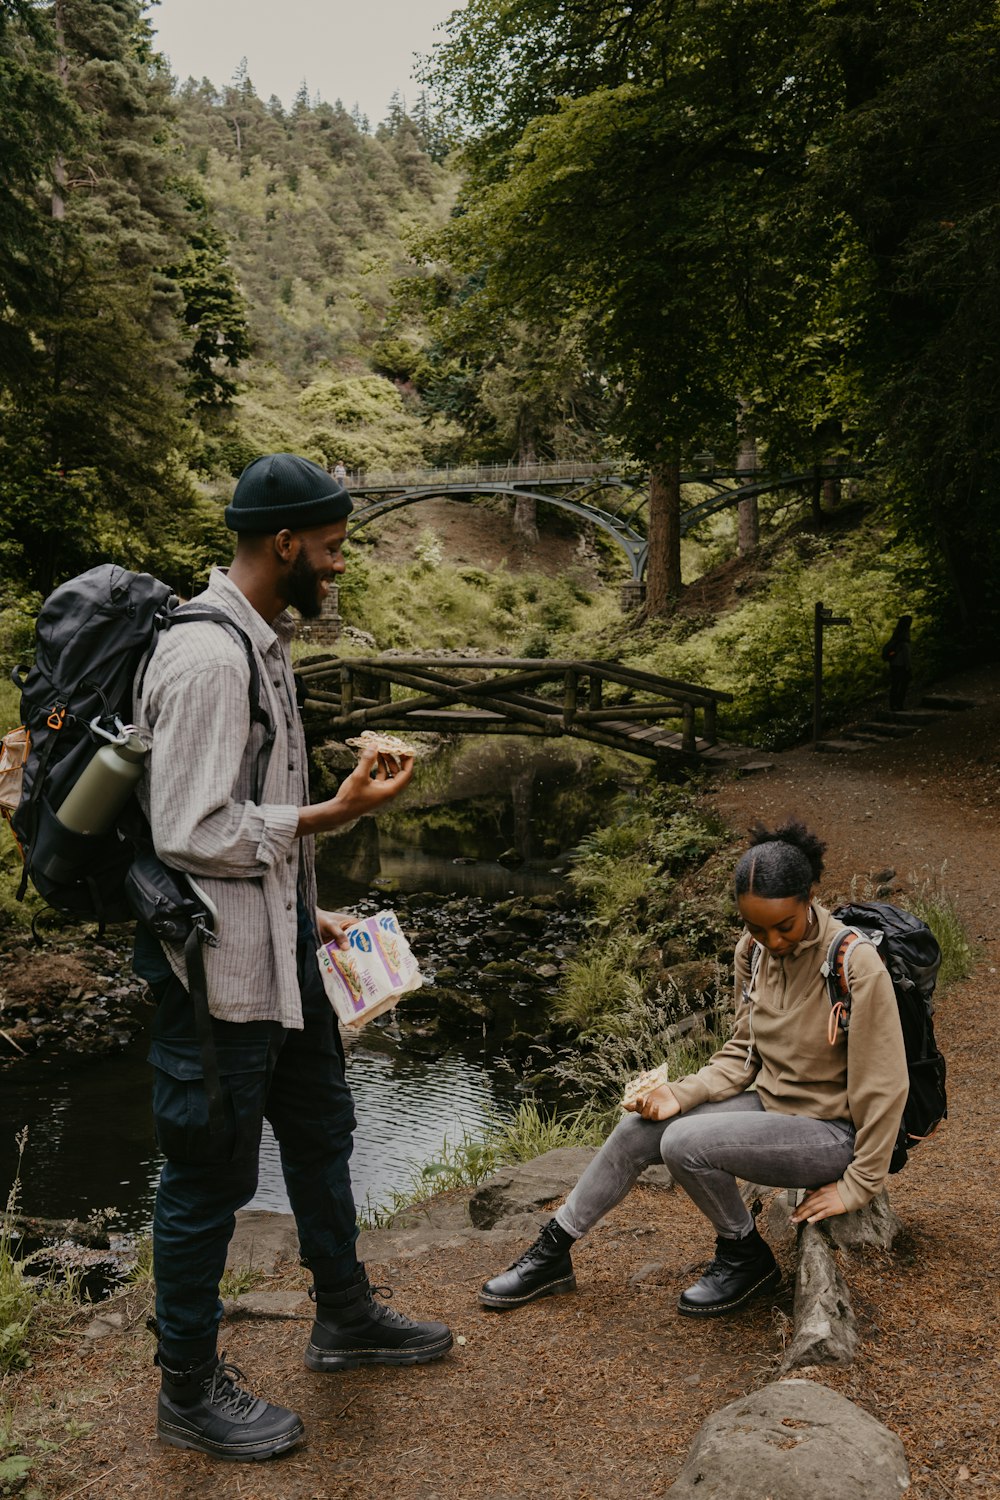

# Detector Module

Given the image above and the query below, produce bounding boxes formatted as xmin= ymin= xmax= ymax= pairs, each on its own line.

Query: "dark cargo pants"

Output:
xmin=135 ymin=908 xmax=360 ymax=1367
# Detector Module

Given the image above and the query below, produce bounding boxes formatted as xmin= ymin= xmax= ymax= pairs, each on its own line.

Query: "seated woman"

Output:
xmin=480 ymin=819 xmax=908 ymax=1318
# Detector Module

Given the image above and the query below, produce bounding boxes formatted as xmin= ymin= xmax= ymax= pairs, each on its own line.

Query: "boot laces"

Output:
xmin=510 ymin=1222 xmax=561 ymax=1271
xmin=204 ymin=1358 xmax=259 ymax=1417
xmin=366 ymin=1283 xmax=418 ymax=1330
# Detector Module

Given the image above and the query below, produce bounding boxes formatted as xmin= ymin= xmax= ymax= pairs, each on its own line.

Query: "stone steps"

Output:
xmin=848 ymin=720 xmax=917 ymax=739
xmin=868 ymin=707 xmax=950 ymax=728
xmin=814 ymin=737 xmax=876 ymax=754
xmin=920 ymin=693 xmax=979 ymax=711
xmin=816 ymin=692 xmax=981 ymax=753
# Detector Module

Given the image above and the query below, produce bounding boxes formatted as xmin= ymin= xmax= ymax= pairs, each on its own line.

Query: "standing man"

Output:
xmin=882 ymin=614 xmax=913 ymax=712
xmin=133 ymin=453 xmax=451 ymax=1462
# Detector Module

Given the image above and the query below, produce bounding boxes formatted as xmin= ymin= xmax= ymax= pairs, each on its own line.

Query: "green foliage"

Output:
xmin=422 ymin=0 xmax=1000 ymax=632
xmin=554 ymin=937 xmax=645 ymax=1035
xmin=615 ymin=523 xmax=933 ymax=748
xmin=0 ymin=1132 xmax=43 ymax=1374
xmin=219 ymin=1265 xmax=265 ymax=1299
xmin=488 ymin=1100 xmax=606 ymax=1160
xmin=554 ymin=784 xmax=730 ymax=1038
xmin=550 ymin=981 xmax=732 ymax=1121
xmin=297 ymin=374 xmax=455 ymax=472
xmin=165 ymin=184 xmax=250 ymax=409
xmin=0 ymin=586 xmax=39 ymax=667
xmin=170 ymin=79 xmax=456 ymax=388
xmin=338 ymin=545 xmax=615 ymax=654
xmin=124 ymin=1235 xmax=154 ymax=1289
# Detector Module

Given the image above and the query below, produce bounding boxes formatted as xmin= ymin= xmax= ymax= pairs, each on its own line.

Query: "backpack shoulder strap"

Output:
xmin=142 ymin=605 xmax=275 ymax=745
xmin=820 ymin=926 xmax=878 ymax=1040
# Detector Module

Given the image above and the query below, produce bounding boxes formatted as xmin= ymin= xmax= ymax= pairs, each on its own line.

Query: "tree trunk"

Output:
xmin=512 ymin=435 xmax=539 ymax=543
xmin=52 ymin=0 xmax=67 ymax=220
xmin=513 ymin=495 xmax=539 ymax=543
xmin=735 ymin=425 xmax=759 ymax=556
xmin=645 ymin=456 xmax=682 ymax=616
xmin=810 ymin=465 xmax=823 ymax=524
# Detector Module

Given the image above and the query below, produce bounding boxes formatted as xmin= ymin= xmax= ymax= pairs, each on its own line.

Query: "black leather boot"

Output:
xmin=479 ymin=1218 xmax=577 ymax=1310
xmin=157 ymin=1351 xmax=304 ymax=1461
xmin=304 ymin=1265 xmax=453 ymax=1371
xmin=677 ymin=1226 xmax=780 ymax=1317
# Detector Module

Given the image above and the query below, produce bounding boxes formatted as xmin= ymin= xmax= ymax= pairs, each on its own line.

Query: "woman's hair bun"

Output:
xmin=734 ymin=817 xmax=826 ymax=900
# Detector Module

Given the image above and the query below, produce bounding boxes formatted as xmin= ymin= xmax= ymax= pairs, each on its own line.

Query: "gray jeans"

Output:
xmin=556 ymin=1094 xmax=856 ymax=1240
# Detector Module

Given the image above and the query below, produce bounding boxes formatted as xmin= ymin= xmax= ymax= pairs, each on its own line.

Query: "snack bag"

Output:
xmin=317 ymin=910 xmax=422 ymax=1028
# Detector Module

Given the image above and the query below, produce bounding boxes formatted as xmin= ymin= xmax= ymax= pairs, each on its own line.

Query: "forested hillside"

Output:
xmin=3 ymin=0 xmax=1000 ymax=665
xmin=170 ymin=78 xmax=463 ymax=477
xmin=0 ymin=0 xmax=460 ymax=621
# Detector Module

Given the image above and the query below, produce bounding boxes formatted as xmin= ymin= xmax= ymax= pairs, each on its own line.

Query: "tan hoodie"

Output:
xmin=668 ymin=902 xmax=909 ymax=1212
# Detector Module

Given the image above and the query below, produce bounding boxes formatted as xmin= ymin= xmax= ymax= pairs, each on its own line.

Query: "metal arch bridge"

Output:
xmin=344 ymin=460 xmax=860 ymax=582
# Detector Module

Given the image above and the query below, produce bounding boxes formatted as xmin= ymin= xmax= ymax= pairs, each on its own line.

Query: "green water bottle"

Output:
xmin=55 ymin=728 xmax=148 ymax=835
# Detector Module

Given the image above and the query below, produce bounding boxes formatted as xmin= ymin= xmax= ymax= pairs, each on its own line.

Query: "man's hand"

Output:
xmin=789 ymin=1183 xmax=847 ymax=1225
xmin=297 ymin=746 xmax=414 ymax=837
xmin=624 ymin=1083 xmax=681 ymax=1121
xmin=316 ymin=908 xmax=357 ymax=950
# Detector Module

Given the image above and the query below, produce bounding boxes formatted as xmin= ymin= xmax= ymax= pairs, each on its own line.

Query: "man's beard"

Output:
xmin=285 ymin=550 xmax=326 ymax=619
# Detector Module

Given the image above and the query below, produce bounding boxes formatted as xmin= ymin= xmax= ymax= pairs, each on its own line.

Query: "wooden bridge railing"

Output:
xmin=295 ymin=657 xmax=735 ymax=762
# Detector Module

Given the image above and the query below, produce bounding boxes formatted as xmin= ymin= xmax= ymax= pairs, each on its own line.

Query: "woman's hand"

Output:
xmin=625 ymin=1084 xmax=681 ymax=1121
xmin=790 ymin=1182 xmax=847 ymax=1225
xmin=316 ymin=908 xmax=358 ymax=950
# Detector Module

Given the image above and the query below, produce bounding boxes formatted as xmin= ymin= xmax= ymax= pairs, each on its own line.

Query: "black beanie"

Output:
xmin=225 ymin=453 xmax=354 ymax=533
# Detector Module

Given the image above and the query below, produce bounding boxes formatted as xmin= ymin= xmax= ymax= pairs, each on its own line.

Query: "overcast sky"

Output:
xmin=149 ymin=0 xmax=466 ymax=125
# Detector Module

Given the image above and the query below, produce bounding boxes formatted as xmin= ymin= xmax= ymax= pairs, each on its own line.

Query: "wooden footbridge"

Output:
xmin=296 ymin=656 xmax=756 ymax=768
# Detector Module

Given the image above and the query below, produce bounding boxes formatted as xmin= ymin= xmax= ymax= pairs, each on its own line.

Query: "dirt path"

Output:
xmin=7 ymin=665 xmax=1000 ymax=1499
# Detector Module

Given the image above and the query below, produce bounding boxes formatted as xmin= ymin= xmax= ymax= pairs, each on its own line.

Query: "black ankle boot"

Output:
xmin=479 ymin=1218 xmax=577 ymax=1310
xmin=304 ymin=1265 xmax=453 ymax=1371
xmin=677 ymin=1226 xmax=780 ymax=1317
xmin=157 ymin=1351 xmax=304 ymax=1461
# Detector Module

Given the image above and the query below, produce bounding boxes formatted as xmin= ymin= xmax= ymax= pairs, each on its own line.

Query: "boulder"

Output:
xmin=468 ymin=1147 xmax=672 ymax=1228
xmin=666 ymin=1379 xmax=910 ymax=1498
xmin=226 ymin=1210 xmax=300 ymax=1275
xmin=469 ymin=1148 xmax=600 ymax=1227
xmin=659 ymin=959 xmax=719 ymax=1004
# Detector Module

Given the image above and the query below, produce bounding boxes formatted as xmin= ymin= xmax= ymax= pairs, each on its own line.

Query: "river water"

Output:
xmin=0 ymin=740 xmax=627 ymax=1235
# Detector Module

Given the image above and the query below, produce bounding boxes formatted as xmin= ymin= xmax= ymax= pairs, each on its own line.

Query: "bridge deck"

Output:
xmin=296 ymin=656 xmax=757 ymax=767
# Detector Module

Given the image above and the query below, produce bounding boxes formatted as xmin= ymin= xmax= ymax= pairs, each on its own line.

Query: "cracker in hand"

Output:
xmin=621 ymin=1064 xmax=670 ymax=1109
xmin=345 ymin=730 xmax=419 ymax=758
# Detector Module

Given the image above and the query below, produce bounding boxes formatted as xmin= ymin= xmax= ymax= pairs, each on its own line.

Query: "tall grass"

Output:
xmin=554 ymin=939 xmax=643 ymax=1035
xmin=906 ymin=880 xmax=973 ymax=992
xmin=0 ymin=1131 xmax=35 ymax=1374
xmin=548 ymin=972 xmax=732 ymax=1117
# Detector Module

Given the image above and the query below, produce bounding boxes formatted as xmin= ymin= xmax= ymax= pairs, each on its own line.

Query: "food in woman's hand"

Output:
xmin=621 ymin=1064 xmax=671 ymax=1108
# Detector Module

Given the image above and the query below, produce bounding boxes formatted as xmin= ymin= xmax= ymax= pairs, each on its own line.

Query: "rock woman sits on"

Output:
xmin=480 ymin=819 xmax=909 ymax=1319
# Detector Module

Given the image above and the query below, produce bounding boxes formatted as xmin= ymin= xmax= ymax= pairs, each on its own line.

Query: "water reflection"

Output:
xmin=250 ymin=1028 xmax=517 ymax=1217
xmin=0 ymin=739 xmax=620 ymax=1233
xmin=0 ymin=1031 xmax=516 ymax=1233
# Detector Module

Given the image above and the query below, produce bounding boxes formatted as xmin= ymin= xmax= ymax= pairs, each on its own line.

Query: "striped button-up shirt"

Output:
xmin=133 ymin=567 xmax=316 ymax=1028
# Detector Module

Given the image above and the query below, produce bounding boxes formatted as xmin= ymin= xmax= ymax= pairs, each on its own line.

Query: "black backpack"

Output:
xmin=825 ymin=902 xmax=946 ymax=1173
xmin=9 ymin=563 xmax=272 ymax=928
xmin=747 ymin=900 xmax=946 ymax=1175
